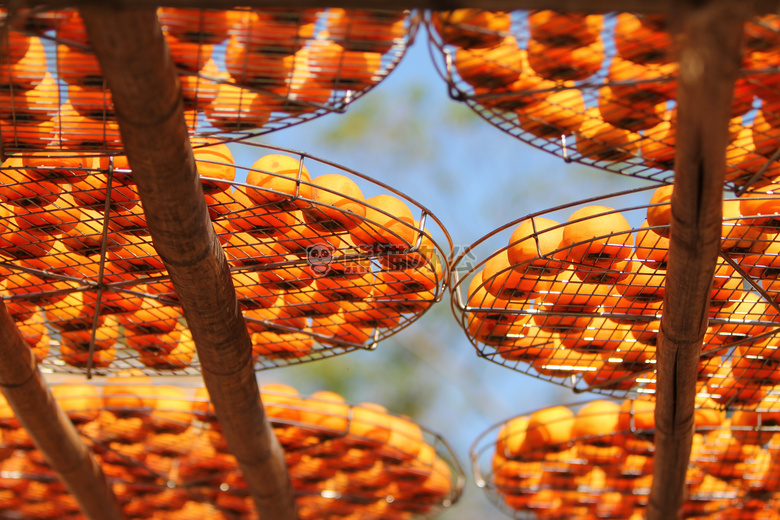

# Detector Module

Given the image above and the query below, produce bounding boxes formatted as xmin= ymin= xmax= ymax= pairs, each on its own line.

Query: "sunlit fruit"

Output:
xmin=60 ymin=342 xmax=115 ymax=369
xmin=54 ymin=102 xmax=122 ymax=148
xmin=245 ymin=153 xmax=312 ymax=209
xmin=102 ymin=371 xmax=157 ymax=417
xmin=116 ymin=298 xmax=181 ymax=335
xmin=145 ymin=386 xmax=193 ymax=434
xmin=251 ymin=330 xmax=314 ymax=360
xmin=348 ymin=193 xmax=417 ymax=253
xmin=179 ymin=57 xmax=221 ymax=109
xmin=138 ymin=338 xmax=196 ymax=370
xmin=0 ymin=36 xmax=46 ymax=89
xmin=224 ymin=36 xmax=295 ymax=89
xmin=453 ymin=35 xmax=523 ymax=89
xmin=0 ymin=71 xmax=58 ymax=121
xmin=302 ymin=173 xmax=367 ymax=231
xmin=231 ymin=9 xmax=316 ymax=54
xmin=576 ymin=106 xmax=643 ymax=162
xmin=203 ymin=79 xmax=276 ymax=131
xmin=614 ymin=13 xmax=673 ymax=64
xmin=158 ymin=7 xmax=233 ymax=43
xmin=311 ymin=310 xmax=372 ymax=346
xmin=431 ymin=9 xmax=511 ymax=49
xmin=560 ymin=205 xmax=633 ymax=282
xmin=528 ymin=11 xmax=603 ymax=47
xmin=0 ymin=157 xmax=62 ymax=206
xmin=598 ymin=84 xmax=666 ymax=132
xmin=191 ymin=138 xmax=236 ymax=193
xmin=327 ymin=9 xmax=406 ymax=54
xmin=521 ymin=405 xmax=575 ymax=453
xmin=527 ymin=37 xmax=604 ymax=82
xmin=507 ymin=217 xmax=566 ymax=276
xmin=572 ymin=399 xmax=621 ymax=443
xmin=50 ymin=383 xmax=101 ymax=425
xmin=481 ymin=248 xmax=551 ymax=301
xmin=164 ymin=30 xmax=213 ymax=72
xmin=303 ymin=39 xmax=383 ymax=91
xmin=518 ymin=86 xmax=586 ymax=138
xmin=615 ymin=259 xmax=666 ymax=302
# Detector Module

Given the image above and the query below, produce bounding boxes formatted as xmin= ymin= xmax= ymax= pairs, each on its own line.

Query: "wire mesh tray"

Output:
xmin=450 ymin=183 xmax=780 ymax=408
xmin=0 ymin=141 xmax=452 ymax=376
xmin=0 ymin=382 xmax=465 ymax=520
xmin=470 ymin=399 xmax=780 ymax=520
xmin=426 ymin=9 xmax=780 ymax=194
xmin=0 ymin=7 xmax=418 ymax=154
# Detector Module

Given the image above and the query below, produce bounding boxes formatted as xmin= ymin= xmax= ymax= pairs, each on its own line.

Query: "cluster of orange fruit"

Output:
xmin=488 ymin=399 xmax=780 ymax=520
xmin=431 ymin=10 xmax=780 ymax=185
xmin=0 ymin=147 xmax=443 ymax=371
xmin=464 ymin=184 xmax=780 ymax=398
xmin=0 ymin=7 xmax=410 ymax=150
xmin=0 ymin=381 xmax=457 ymax=519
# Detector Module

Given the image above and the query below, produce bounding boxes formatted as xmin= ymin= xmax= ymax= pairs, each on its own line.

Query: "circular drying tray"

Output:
xmin=426 ymin=9 xmax=780 ymax=194
xmin=0 ymin=381 xmax=465 ymax=520
xmin=451 ymin=183 xmax=780 ymax=409
xmin=471 ymin=399 xmax=780 ymax=520
xmin=0 ymin=7 xmax=419 ymax=153
xmin=0 ymin=141 xmax=452 ymax=376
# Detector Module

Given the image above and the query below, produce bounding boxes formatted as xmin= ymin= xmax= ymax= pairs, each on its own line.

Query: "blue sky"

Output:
xmin=233 ymin=20 xmax=654 ymax=519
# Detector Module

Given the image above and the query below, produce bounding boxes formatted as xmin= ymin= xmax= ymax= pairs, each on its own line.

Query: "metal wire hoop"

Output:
xmin=1 ymin=141 xmax=453 ymax=376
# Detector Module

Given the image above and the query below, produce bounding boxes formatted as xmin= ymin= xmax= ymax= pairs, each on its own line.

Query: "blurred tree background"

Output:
xmin=226 ymin=20 xmax=651 ymax=519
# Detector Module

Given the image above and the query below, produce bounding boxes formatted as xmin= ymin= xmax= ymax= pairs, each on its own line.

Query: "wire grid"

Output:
xmin=450 ymin=183 xmax=780 ymax=409
xmin=0 ymin=383 xmax=465 ymax=520
xmin=0 ymin=142 xmax=452 ymax=376
xmin=0 ymin=7 xmax=418 ymax=154
xmin=426 ymin=10 xmax=780 ymax=194
xmin=470 ymin=400 xmax=780 ymax=520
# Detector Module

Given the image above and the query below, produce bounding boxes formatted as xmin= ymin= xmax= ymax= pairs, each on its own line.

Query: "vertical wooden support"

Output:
xmin=647 ymin=2 xmax=746 ymax=518
xmin=79 ymin=7 xmax=297 ymax=520
xmin=0 ymin=302 xmax=123 ymax=520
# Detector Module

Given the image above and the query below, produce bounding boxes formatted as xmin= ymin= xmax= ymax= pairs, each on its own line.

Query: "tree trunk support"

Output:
xmin=0 ymin=302 xmax=123 ymax=520
xmin=80 ymin=7 xmax=297 ymax=520
xmin=647 ymin=2 xmax=746 ymax=518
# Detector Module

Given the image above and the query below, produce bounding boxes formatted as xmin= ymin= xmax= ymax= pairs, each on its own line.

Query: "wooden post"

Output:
xmin=79 ymin=7 xmax=297 ymax=520
xmin=0 ymin=301 xmax=123 ymax=520
xmin=647 ymin=1 xmax=746 ymax=518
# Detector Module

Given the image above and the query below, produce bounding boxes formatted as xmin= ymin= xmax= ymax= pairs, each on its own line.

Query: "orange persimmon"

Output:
xmin=302 ymin=173 xmax=367 ymax=231
xmin=157 ymin=7 xmax=233 ymax=44
xmin=326 ymin=9 xmax=406 ymax=54
xmin=453 ymin=35 xmax=523 ymax=89
xmin=576 ymin=106 xmax=643 ymax=162
xmin=528 ymin=11 xmax=603 ymax=47
xmin=431 ymin=9 xmax=510 ymax=49
xmin=506 ymin=216 xmax=566 ymax=276
xmin=526 ymin=38 xmax=604 ymax=82
xmin=560 ymin=205 xmax=633 ymax=278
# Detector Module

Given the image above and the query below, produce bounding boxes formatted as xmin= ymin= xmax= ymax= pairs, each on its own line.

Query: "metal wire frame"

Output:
xmin=425 ymin=9 xmax=780 ymax=195
xmin=449 ymin=184 xmax=780 ymax=408
xmin=0 ymin=7 xmax=419 ymax=155
xmin=470 ymin=400 xmax=780 ymax=520
xmin=0 ymin=382 xmax=465 ymax=520
xmin=0 ymin=142 xmax=453 ymax=376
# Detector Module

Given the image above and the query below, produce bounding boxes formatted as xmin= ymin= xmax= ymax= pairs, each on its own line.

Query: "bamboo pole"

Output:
xmin=79 ymin=7 xmax=297 ymax=520
xmin=646 ymin=1 xmax=747 ymax=518
xmin=0 ymin=301 xmax=123 ymax=520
